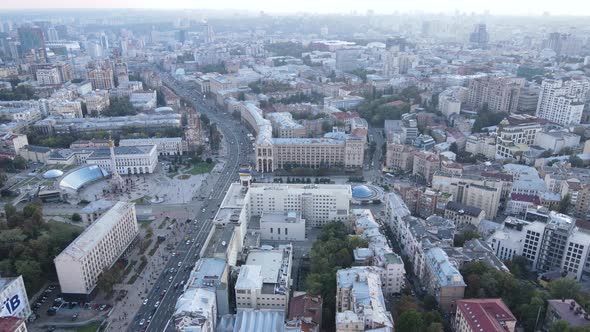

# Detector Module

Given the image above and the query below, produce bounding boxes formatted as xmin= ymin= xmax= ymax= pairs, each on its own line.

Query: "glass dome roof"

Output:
xmin=352 ymin=185 xmax=374 ymax=199
xmin=59 ymin=165 xmax=108 ymax=192
xmin=42 ymin=169 xmax=64 ymax=179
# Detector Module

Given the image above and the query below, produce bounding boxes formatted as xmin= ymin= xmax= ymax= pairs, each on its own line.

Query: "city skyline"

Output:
xmin=1 ymin=0 xmax=590 ymax=16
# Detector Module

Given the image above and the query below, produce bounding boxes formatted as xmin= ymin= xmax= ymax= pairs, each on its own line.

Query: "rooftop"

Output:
xmin=547 ymin=299 xmax=590 ymax=327
xmin=457 ymin=298 xmax=517 ymax=332
xmin=55 ymin=201 xmax=134 ymax=260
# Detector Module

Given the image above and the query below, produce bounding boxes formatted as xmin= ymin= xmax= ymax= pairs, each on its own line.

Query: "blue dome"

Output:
xmin=352 ymin=185 xmax=374 ymax=199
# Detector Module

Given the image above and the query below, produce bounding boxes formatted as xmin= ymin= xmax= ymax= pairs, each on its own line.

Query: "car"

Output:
xmin=99 ymin=304 xmax=107 ymax=311
xmin=168 ymin=276 xmax=173 ymax=282
xmin=154 ymin=301 xmax=160 ymax=308
xmin=170 ymin=268 xmax=175 ymax=273
xmin=185 ymin=240 xmax=190 ymax=245
xmin=174 ymin=283 xmax=179 ymax=289
xmin=139 ymin=319 xmax=145 ymax=326
xmin=143 ymin=299 xmax=148 ymax=305
xmin=171 ymin=252 xmax=176 ymax=257
xmin=178 ymin=262 xmax=182 ymax=267
xmin=201 ymin=208 xmax=206 ymax=212
xmin=72 ymin=313 xmax=79 ymax=321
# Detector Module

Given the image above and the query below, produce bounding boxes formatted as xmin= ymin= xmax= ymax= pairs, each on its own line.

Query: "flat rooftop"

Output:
xmin=56 ymin=201 xmax=133 ymax=260
xmin=203 ymin=224 xmax=236 ymax=259
xmin=246 ymin=250 xmax=284 ymax=284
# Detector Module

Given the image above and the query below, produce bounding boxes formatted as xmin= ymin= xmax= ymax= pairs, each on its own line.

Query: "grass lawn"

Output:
xmin=189 ymin=162 xmax=214 ymax=175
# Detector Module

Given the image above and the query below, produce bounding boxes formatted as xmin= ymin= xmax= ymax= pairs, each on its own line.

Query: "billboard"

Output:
xmin=1 ymin=287 xmax=27 ymax=318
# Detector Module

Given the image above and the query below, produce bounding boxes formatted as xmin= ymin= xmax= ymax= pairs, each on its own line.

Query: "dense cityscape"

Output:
xmin=1 ymin=5 xmax=590 ymax=332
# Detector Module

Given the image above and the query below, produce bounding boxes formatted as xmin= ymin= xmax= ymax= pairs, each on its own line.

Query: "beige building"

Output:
xmin=36 ymin=67 xmax=62 ymax=85
xmin=83 ymin=91 xmax=110 ymax=115
xmin=385 ymin=141 xmax=414 ymax=171
xmin=49 ymin=100 xmax=83 ymax=118
xmin=496 ymin=115 xmax=542 ymax=160
xmin=467 ymin=76 xmax=524 ymax=113
xmin=0 ymin=133 xmax=29 ymax=156
xmin=54 ymin=201 xmax=138 ymax=299
xmin=412 ymin=151 xmax=440 ymax=184
xmin=432 ymin=173 xmax=503 ymax=219
xmin=87 ymin=60 xmax=115 ymax=90
xmin=119 ymin=137 xmax=185 ymax=156
xmin=465 ymin=134 xmax=496 ymax=159
xmin=424 ymin=247 xmax=466 ymax=312
xmin=266 ymin=112 xmax=306 ymax=138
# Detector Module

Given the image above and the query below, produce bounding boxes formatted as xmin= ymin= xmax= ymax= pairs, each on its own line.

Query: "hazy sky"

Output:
xmin=2 ymin=0 xmax=590 ymax=16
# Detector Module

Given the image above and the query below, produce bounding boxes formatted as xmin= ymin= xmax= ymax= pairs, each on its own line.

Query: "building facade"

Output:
xmin=536 ymin=79 xmax=589 ymax=126
xmin=54 ymin=202 xmax=138 ymax=299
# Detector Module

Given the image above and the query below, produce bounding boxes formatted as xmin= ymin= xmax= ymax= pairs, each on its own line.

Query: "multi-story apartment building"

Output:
xmin=119 ymin=137 xmax=185 ymax=156
xmin=412 ymin=151 xmax=440 ymax=184
xmin=336 ymin=267 xmax=394 ymax=332
xmin=49 ymin=100 xmax=83 ymax=118
xmin=86 ymin=59 xmax=115 ymax=90
xmin=0 ymin=133 xmax=28 ymax=156
xmin=385 ymin=141 xmax=415 ymax=172
xmin=33 ymin=113 xmax=182 ymax=135
xmin=536 ymin=79 xmax=590 ymax=126
xmin=423 ymin=247 xmax=466 ymax=312
xmin=353 ymin=209 xmax=406 ymax=295
xmin=54 ymin=201 xmax=138 ymax=300
xmin=465 ymin=134 xmax=496 ymax=159
xmin=454 ymin=299 xmax=517 ymax=332
xmin=487 ymin=212 xmax=590 ymax=281
xmin=266 ymin=112 xmax=306 ymax=138
xmin=432 ymin=173 xmax=503 ymax=219
xmin=467 ymin=76 xmax=525 ymax=113
xmin=444 ymin=201 xmax=486 ymax=227
xmin=36 ymin=67 xmax=61 ymax=85
xmin=83 ymin=90 xmax=110 ymax=115
xmin=235 ymin=245 xmax=292 ymax=311
xmin=495 ymin=114 xmax=543 ymax=159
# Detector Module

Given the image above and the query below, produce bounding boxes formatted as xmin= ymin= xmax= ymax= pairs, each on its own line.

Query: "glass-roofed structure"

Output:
xmin=59 ymin=165 xmax=109 ymax=193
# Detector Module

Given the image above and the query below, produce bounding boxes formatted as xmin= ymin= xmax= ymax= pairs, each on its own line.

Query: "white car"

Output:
xmin=177 ymin=262 xmax=182 ymax=267
xmin=142 ymin=299 xmax=148 ymax=305
xmin=154 ymin=301 xmax=160 ymax=308
xmin=139 ymin=319 xmax=145 ymax=326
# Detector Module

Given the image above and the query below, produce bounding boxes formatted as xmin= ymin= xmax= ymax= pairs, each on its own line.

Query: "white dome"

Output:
xmin=43 ymin=169 xmax=64 ymax=179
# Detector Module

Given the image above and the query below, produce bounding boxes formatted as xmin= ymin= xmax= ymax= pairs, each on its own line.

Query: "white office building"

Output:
xmin=536 ymin=79 xmax=589 ymax=126
xmin=235 ymin=245 xmax=293 ymax=311
xmin=487 ymin=212 xmax=590 ymax=281
xmin=54 ymin=202 xmax=138 ymax=299
xmin=86 ymin=145 xmax=158 ymax=175
xmin=258 ymin=212 xmax=306 ymax=241
xmin=173 ymin=288 xmax=217 ymax=332
xmin=119 ymin=137 xmax=185 ymax=156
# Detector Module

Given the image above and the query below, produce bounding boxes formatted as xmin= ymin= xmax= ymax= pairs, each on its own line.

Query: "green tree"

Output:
xmin=12 ymin=156 xmax=27 ymax=170
xmin=14 ymin=260 xmax=42 ymax=292
xmin=558 ymin=194 xmax=571 ymax=214
xmin=156 ymin=89 xmax=166 ymax=107
xmin=104 ymin=97 xmax=136 ymax=116
xmin=396 ymin=309 xmax=424 ymax=332
xmin=549 ymin=278 xmax=581 ymax=300
xmin=454 ymin=229 xmax=481 ymax=247
xmin=71 ymin=213 xmax=82 ymax=222
xmin=569 ymin=155 xmax=584 ymax=168
xmin=549 ymin=320 xmax=571 ymax=332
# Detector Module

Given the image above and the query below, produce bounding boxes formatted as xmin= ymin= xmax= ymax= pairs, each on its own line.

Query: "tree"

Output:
xmin=569 ymin=155 xmax=584 ymax=168
xmin=156 ymin=89 xmax=166 ymax=107
xmin=396 ymin=310 xmax=424 ymax=332
xmin=558 ymin=194 xmax=571 ymax=214
xmin=237 ymin=92 xmax=246 ymax=101
xmin=454 ymin=229 xmax=481 ymax=246
xmin=549 ymin=320 xmax=571 ymax=332
xmin=200 ymin=114 xmax=210 ymax=127
xmin=12 ymin=156 xmax=27 ymax=170
xmin=549 ymin=278 xmax=581 ymax=300
xmin=71 ymin=213 xmax=82 ymax=222
xmin=104 ymin=97 xmax=136 ymax=116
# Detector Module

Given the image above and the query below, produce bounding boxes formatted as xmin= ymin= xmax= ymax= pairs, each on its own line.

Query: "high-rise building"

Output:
xmin=535 ymin=79 xmax=589 ymax=125
xmin=469 ymin=24 xmax=489 ymax=47
xmin=54 ymin=201 xmax=139 ymax=300
xmin=467 ymin=76 xmax=525 ymax=113
xmin=99 ymin=32 xmax=109 ymax=50
xmin=335 ymin=48 xmax=360 ymax=72
xmin=544 ymin=32 xmax=582 ymax=57
xmin=17 ymin=26 xmax=45 ymax=59
xmin=86 ymin=59 xmax=115 ymax=90
xmin=203 ymin=21 xmax=214 ymax=43
xmin=46 ymin=27 xmax=59 ymax=42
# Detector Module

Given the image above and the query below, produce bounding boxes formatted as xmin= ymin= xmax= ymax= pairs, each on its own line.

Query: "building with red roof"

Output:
xmin=287 ymin=293 xmax=322 ymax=332
xmin=454 ymin=298 xmax=517 ymax=332
xmin=0 ymin=317 xmax=27 ymax=332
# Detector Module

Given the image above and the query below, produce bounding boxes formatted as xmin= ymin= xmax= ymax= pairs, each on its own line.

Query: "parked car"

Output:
xmin=139 ymin=319 xmax=145 ymax=326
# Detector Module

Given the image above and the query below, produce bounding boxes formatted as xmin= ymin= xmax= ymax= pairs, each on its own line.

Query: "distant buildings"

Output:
xmin=0 ymin=133 xmax=28 ymax=157
xmin=119 ymin=137 xmax=185 ymax=156
xmin=86 ymin=59 xmax=115 ymax=90
xmin=54 ymin=202 xmax=138 ymax=300
xmin=536 ymin=79 xmax=589 ymax=126
xmin=469 ymin=24 xmax=489 ymax=47
xmin=467 ymin=76 xmax=524 ymax=113
xmin=454 ymin=299 xmax=517 ymax=332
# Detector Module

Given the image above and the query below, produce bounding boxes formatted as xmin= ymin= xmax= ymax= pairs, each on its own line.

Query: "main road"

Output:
xmin=128 ymin=72 xmax=252 ymax=332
